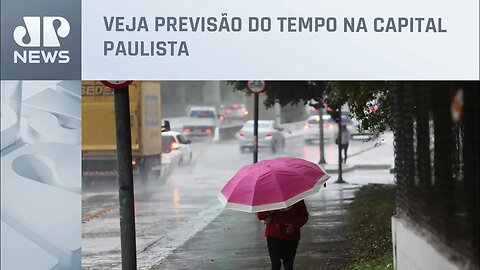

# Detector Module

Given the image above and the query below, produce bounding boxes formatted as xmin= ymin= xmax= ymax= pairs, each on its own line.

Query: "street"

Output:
xmin=82 ymin=129 xmax=394 ymax=269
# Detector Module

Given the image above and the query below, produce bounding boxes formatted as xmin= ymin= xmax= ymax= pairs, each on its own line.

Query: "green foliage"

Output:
xmin=328 ymin=82 xmax=392 ymax=136
xmin=227 ymin=81 xmax=393 ymax=136
xmin=227 ymin=81 xmax=327 ymax=108
xmin=349 ymin=254 xmax=394 ymax=270
xmin=346 ymin=184 xmax=396 ymax=269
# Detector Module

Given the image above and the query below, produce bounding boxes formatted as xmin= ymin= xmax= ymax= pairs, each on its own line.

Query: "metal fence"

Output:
xmin=390 ymin=82 xmax=479 ymax=267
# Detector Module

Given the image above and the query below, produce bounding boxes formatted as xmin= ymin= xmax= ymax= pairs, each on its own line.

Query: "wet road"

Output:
xmin=82 ymin=130 xmax=394 ymax=269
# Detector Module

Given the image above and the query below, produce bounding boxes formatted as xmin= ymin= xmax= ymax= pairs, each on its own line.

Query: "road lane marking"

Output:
xmin=82 ymin=206 xmax=115 ymax=224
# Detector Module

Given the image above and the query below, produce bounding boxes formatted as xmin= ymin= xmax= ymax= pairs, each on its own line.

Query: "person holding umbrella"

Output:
xmin=336 ymin=124 xmax=351 ymax=164
xmin=218 ymin=157 xmax=330 ymax=270
xmin=257 ymin=200 xmax=309 ymax=270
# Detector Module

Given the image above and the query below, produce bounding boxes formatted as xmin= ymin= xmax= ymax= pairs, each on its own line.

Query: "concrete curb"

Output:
xmin=322 ymin=164 xmax=392 ymax=173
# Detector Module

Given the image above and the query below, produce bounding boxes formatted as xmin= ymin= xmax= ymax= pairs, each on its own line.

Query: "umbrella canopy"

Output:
xmin=218 ymin=157 xmax=330 ymax=213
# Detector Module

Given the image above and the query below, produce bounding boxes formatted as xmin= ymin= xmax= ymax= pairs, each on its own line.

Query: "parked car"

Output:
xmin=236 ymin=120 xmax=285 ymax=153
xmin=221 ymin=103 xmax=249 ymax=120
xmin=162 ymin=131 xmax=193 ymax=165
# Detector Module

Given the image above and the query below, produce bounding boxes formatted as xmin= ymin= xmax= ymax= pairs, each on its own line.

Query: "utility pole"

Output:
xmin=335 ymin=108 xmax=346 ymax=183
xmin=307 ymin=81 xmax=327 ymax=164
xmin=274 ymin=102 xmax=282 ymax=125
xmin=253 ymin=93 xmax=259 ymax=163
xmin=308 ymin=97 xmax=326 ymax=164
xmin=318 ymin=103 xmax=326 ymax=164
xmin=113 ymin=87 xmax=137 ymax=270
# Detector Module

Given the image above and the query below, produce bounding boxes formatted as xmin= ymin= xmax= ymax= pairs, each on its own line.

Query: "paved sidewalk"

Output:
xmin=145 ymin=133 xmax=396 ymax=269
xmin=149 ymin=181 xmax=361 ymax=270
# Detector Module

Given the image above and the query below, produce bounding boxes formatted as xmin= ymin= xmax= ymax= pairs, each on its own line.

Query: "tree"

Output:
xmin=228 ymin=81 xmax=328 ymax=108
xmin=228 ymin=81 xmax=393 ymax=137
xmin=328 ymin=81 xmax=392 ymax=136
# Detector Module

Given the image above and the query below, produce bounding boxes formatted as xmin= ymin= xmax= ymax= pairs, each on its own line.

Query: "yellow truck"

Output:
xmin=82 ymin=81 xmax=162 ymax=183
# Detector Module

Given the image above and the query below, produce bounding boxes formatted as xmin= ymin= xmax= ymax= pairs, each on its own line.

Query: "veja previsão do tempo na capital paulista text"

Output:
xmin=102 ymin=15 xmax=447 ymax=57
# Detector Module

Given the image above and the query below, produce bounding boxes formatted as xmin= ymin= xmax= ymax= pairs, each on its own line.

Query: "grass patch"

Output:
xmin=345 ymin=184 xmax=396 ymax=270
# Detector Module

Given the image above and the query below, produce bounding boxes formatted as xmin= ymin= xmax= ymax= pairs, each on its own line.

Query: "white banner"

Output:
xmin=82 ymin=0 xmax=479 ymax=80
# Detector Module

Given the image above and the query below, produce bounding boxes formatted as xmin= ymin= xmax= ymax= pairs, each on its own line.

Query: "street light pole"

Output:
xmin=307 ymin=82 xmax=327 ymax=165
xmin=253 ymin=93 xmax=259 ymax=164
xmin=318 ymin=103 xmax=326 ymax=164
xmin=336 ymin=108 xmax=346 ymax=183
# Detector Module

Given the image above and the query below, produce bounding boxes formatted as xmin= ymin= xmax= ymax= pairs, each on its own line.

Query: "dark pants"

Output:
xmin=340 ymin=143 xmax=349 ymax=163
xmin=267 ymin=237 xmax=299 ymax=270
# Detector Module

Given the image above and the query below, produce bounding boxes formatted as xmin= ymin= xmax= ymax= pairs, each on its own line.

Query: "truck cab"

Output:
xmin=182 ymin=106 xmax=221 ymax=137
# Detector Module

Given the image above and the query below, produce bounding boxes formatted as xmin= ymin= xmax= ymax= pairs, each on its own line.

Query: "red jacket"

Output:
xmin=257 ymin=200 xmax=309 ymax=241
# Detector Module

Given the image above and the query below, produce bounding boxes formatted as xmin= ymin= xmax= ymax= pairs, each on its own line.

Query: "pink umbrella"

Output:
xmin=218 ymin=157 xmax=330 ymax=213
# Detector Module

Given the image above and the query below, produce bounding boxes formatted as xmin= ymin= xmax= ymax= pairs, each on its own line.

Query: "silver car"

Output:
xmin=304 ymin=115 xmax=358 ymax=144
xmin=221 ymin=103 xmax=249 ymax=120
xmin=236 ymin=120 xmax=285 ymax=153
xmin=304 ymin=115 xmax=337 ymax=144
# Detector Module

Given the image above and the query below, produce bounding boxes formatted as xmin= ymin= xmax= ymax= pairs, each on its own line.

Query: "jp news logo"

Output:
xmin=13 ymin=16 xmax=70 ymax=64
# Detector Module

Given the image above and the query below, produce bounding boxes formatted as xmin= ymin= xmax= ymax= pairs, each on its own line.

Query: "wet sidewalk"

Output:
xmin=150 ymin=181 xmax=362 ymax=270
xmin=146 ymin=135 xmax=396 ymax=269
